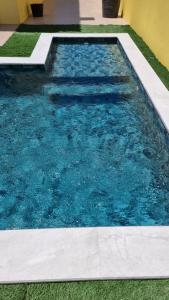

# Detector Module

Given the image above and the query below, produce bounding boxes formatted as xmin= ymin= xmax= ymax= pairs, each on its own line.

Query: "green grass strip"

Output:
xmin=0 ymin=32 xmax=40 ymax=57
xmin=1 ymin=280 xmax=169 ymax=300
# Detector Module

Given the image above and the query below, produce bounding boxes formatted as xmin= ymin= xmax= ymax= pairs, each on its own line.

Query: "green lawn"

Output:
xmin=0 ymin=24 xmax=169 ymax=299
xmin=0 ymin=32 xmax=40 ymax=57
xmin=1 ymin=280 xmax=169 ymax=300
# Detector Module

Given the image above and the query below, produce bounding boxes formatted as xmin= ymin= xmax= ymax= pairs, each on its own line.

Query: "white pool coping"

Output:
xmin=1 ymin=226 xmax=169 ymax=283
xmin=0 ymin=33 xmax=169 ymax=283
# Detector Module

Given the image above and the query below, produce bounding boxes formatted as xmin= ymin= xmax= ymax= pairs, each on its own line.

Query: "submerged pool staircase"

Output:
xmin=44 ymin=75 xmax=132 ymax=105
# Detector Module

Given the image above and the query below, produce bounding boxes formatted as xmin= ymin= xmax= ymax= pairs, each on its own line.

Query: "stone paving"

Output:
xmin=25 ymin=0 xmax=127 ymax=25
xmin=0 ymin=25 xmax=17 ymax=46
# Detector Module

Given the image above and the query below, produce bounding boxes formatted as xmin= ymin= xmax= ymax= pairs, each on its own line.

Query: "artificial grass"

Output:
xmin=1 ymin=24 xmax=168 ymax=90
xmin=1 ymin=280 xmax=169 ymax=300
xmin=17 ymin=24 xmax=128 ymax=33
xmin=0 ymin=32 xmax=40 ymax=57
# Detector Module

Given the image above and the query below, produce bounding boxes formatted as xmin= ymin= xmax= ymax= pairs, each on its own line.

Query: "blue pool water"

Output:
xmin=1 ymin=38 xmax=169 ymax=229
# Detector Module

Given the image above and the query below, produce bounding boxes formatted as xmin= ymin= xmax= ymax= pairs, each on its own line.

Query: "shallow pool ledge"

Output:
xmin=0 ymin=33 xmax=168 ymax=133
xmin=0 ymin=227 xmax=169 ymax=282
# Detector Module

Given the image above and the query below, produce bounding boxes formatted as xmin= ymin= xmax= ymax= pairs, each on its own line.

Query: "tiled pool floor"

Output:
xmin=1 ymin=39 xmax=169 ymax=229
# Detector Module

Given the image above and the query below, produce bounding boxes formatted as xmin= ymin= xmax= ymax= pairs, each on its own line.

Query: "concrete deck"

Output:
xmin=25 ymin=0 xmax=127 ymax=25
xmin=0 ymin=25 xmax=17 ymax=46
xmin=1 ymin=227 xmax=169 ymax=283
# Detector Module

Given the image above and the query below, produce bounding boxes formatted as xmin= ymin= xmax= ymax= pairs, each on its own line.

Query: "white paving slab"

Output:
xmin=0 ymin=33 xmax=169 ymax=283
xmin=1 ymin=227 xmax=169 ymax=283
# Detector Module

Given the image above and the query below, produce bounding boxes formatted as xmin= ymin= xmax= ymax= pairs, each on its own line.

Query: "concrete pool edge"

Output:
xmin=0 ymin=33 xmax=169 ymax=282
xmin=1 ymin=226 xmax=169 ymax=283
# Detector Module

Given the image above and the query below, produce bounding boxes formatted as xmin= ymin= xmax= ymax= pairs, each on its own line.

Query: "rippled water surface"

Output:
xmin=0 ymin=39 xmax=169 ymax=229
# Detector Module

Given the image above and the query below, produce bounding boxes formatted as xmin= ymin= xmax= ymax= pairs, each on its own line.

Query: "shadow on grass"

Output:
xmin=17 ymin=24 xmax=81 ymax=33
xmin=16 ymin=24 xmax=129 ymax=33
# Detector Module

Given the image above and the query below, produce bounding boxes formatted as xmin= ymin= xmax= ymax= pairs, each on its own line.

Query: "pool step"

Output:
xmin=49 ymin=92 xmax=133 ymax=106
xmin=46 ymin=82 xmax=132 ymax=96
xmin=45 ymin=75 xmax=134 ymax=101
xmin=44 ymin=75 xmax=133 ymax=96
xmin=48 ymin=75 xmax=130 ymax=85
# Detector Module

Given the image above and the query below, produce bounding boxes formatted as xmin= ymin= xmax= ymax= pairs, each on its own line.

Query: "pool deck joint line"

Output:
xmin=0 ymin=33 xmax=169 ymax=283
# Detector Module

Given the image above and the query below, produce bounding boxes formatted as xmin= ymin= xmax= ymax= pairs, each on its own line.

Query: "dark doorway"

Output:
xmin=102 ymin=0 xmax=120 ymax=18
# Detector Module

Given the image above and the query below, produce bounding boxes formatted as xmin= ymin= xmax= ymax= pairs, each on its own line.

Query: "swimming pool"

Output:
xmin=0 ymin=37 xmax=169 ymax=230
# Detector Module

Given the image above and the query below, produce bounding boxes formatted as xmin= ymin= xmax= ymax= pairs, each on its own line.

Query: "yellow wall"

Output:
xmin=0 ymin=0 xmax=44 ymax=24
xmin=122 ymin=0 xmax=169 ymax=70
xmin=0 ymin=0 xmax=19 ymax=24
xmin=17 ymin=0 xmax=28 ymax=23
xmin=0 ymin=0 xmax=29 ymax=24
